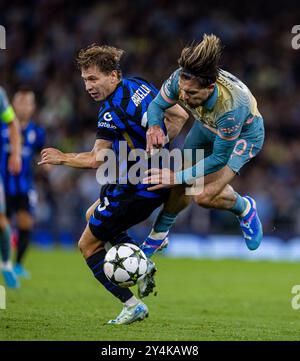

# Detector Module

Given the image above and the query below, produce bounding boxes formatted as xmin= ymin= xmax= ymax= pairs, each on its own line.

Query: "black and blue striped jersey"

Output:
xmin=96 ymin=77 xmax=167 ymax=198
xmin=0 ymin=120 xmax=45 ymax=195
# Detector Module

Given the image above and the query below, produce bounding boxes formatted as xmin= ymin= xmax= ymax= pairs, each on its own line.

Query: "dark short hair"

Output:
xmin=16 ymin=85 xmax=34 ymax=93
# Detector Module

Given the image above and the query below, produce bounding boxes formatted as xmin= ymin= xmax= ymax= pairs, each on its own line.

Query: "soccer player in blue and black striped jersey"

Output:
xmin=1 ymin=88 xmax=45 ymax=278
xmin=0 ymin=86 xmax=22 ymax=288
xmin=39 ymin=45 xmax=188 ymax=325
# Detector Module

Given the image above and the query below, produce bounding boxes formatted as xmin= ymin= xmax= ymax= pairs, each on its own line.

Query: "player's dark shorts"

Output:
xmin=5 ymin=190 xmax=37 ymax=217
xmin=88 ymin=184 xmax=169 ymax=242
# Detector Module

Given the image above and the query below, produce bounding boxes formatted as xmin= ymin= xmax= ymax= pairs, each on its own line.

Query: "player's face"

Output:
xmin=13 ymin=92 xmax=36 ymax=121
xmin=179 ymin=76 xmax=214 ymax=108
xmin=81 ymin=66 xmax=119 ymax=101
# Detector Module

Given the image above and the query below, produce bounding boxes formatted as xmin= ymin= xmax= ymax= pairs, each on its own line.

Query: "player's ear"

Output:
xmin=207 ymin=83 xmax=215 ymax=90
xmin=110 ymin=70 xmax=119 ymax=83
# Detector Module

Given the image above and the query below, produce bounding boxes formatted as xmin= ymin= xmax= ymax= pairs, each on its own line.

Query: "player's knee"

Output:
xmin=85 ymin=208 xmax=92 ymax=222
xmin=78 ymin=239 xmax=93 ymax=258
xmin=85 ymin=201 xmax=99 ymax=222
xmin=78 ymin=234 xmax=104 ymax=259
xmin=78 ymin=237 xmax=88 ymax=256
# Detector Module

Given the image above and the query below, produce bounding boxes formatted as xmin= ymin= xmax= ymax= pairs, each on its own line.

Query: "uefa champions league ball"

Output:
xmin=104 ymin=243 xmax=148 ymax=288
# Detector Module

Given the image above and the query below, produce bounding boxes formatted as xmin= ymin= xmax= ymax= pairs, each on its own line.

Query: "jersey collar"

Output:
xmin=202 ymin=84 xmax=218 ymax=110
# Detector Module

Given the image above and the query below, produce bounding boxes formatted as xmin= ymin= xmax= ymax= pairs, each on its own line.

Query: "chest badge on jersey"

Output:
xmin=103 ymin=112 xmax=113 ymax=122
xmin=28 ymin=130 xmax=36 ymax=144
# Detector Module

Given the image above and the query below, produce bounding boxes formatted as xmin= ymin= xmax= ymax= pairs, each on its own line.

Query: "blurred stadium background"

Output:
xmin=1 ymin=0 xmax=300 ymax=260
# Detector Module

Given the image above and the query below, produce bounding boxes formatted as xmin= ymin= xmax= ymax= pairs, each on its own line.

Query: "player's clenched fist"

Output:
xmin=146 ymin=125 xmax=165 ymax=153
xmin=38 ymin=147 xmax=65 ymax=165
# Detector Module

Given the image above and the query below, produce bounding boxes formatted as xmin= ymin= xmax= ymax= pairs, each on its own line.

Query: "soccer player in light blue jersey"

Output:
xmin=142 ymin=34 xmax=264 ymax=258
xmin=0 ymin=86 xmax=22 ymax=288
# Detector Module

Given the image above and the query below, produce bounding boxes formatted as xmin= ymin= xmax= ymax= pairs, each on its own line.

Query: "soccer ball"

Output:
xmin=104 ymin=243 xmax=148 ymax=288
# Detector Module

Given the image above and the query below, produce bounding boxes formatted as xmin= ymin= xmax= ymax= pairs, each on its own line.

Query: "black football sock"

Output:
xmin=16 ymin=229 xmax=31 ymax=265
xmin=0 ymin=224 xmax=11 ymax=263
xmin=86 ymin=249 xmax=134 ymax=303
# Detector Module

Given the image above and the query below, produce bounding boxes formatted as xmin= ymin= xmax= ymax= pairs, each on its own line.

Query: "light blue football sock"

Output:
xmin=153 ymin=211 xmax=178 ymax=233
xmin=229 ymin=193 xmax=248 ymax=216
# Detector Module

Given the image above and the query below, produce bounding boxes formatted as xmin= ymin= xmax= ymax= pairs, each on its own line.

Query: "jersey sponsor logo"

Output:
xmin=131 ymin=84 xmax=151 ymax=107
xmin=220 ymin=123 xmax=242 ymax=135
xmin=98 ymin=121 xmax=117 ymax=130
xmin=103 ymin=112 xmax=113 ymax=121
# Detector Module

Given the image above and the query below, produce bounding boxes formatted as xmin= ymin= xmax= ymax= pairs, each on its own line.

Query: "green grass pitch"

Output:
xmin=1 ymin=248 xmax=300 ymax=341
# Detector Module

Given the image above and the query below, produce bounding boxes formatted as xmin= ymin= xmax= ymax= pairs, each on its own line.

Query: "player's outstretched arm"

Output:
xmin=147 ymin=104 xmax=189 ymax=154
xmin=38 ymin=139 xmax=112 ymax=169
xmin=146 ymin=82 xmax=178 ymax=152
xmin=7 ymin=118 xmax=22 ymax=175
xmin=144 ymin=109 xmax=246 ymax=189
xmin=164 ymin=104 xmax=189 ymax=143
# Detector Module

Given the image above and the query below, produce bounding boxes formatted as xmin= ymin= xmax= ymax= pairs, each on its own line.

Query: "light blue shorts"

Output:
xmin=183 ymin=116 xmax=265 ymax=174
